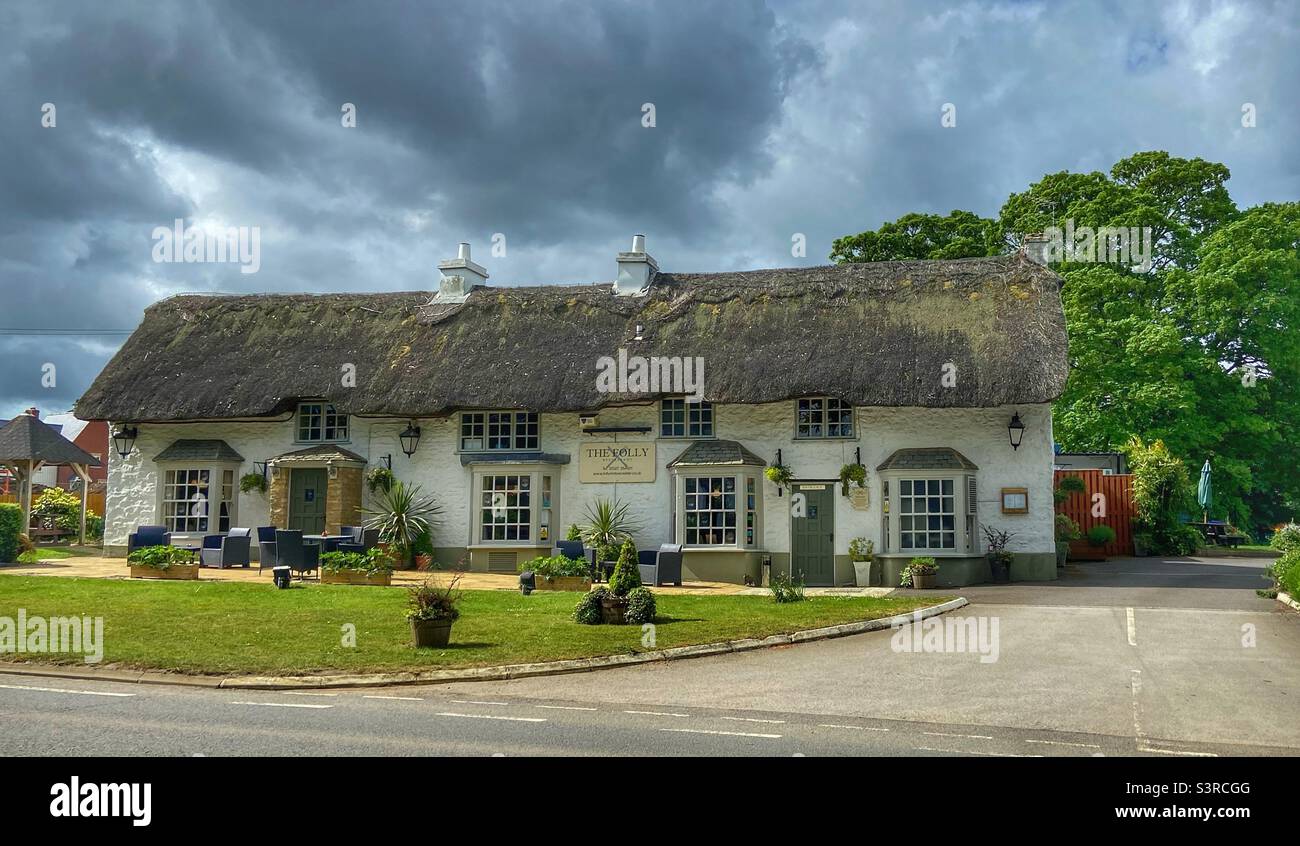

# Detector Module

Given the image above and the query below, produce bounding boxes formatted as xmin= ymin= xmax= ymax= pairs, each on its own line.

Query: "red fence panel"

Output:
xmin=1054 ymin=469 xmax=1135 ymax=558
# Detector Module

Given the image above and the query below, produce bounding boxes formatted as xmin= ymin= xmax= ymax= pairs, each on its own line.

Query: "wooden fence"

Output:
xmin=1054 ymin=469 xmax=1135 ymax=559
xmin=0 ymin=491 xmax=105 ymax=516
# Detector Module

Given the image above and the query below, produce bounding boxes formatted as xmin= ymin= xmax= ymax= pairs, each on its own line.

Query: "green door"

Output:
xmin=289 ymin=468 xmax=327 ymax=534
xmin=791 ymin=483 xmax=835 ymax=586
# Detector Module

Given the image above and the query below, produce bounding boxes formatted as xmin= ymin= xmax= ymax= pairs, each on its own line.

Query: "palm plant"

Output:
xmin=581 ymin=498 xmax=640 ymax=562
xmin=361 ymin=481 xmax=442 ymax=569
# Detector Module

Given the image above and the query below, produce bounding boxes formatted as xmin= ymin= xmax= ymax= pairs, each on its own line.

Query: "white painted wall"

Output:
xmin=105 ymin=401 xmax=1055 ymax=556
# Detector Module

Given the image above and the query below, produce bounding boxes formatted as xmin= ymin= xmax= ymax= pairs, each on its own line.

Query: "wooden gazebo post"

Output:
xmin=71 ymin=463 xmax=92 ymax=546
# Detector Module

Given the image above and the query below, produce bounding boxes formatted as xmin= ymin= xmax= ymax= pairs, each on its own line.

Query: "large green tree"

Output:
xmin=832 ymin=152 xmax=1299 ymax=534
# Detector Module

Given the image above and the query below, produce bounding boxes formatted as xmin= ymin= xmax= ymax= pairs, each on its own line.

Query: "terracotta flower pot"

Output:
xmin=415 ymin=553 xmax=433 ymax=571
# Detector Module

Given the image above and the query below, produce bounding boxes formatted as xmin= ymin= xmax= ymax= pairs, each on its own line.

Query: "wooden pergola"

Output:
xmin=0 ymin=413 xmax=101 ymax=545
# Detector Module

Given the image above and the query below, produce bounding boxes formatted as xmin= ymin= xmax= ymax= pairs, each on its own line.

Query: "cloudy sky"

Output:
xmin=1 ymin=0 xmax=1296 ymax=420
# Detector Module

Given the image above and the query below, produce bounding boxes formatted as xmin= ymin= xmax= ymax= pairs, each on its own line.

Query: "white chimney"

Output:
xmin=615 ymin=233 xmax=657 ymax=296
xmin=1021 ymin=233 xmax=1051 ymax=266
xmin=437 ymin=242 xmax=489 ymax=302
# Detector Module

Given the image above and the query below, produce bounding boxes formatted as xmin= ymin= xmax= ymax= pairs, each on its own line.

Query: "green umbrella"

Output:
xmin=1197 ymin=459 xmax=1213 ymax=523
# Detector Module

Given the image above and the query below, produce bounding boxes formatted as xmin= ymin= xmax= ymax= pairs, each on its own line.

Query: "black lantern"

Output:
xmin=1008 ymin=412 xmax=1026 ymax=450
xmin=399 ymin=422 xmax=421 ymax=457
xmin=111 ymin=426 xmax=138 ymax=459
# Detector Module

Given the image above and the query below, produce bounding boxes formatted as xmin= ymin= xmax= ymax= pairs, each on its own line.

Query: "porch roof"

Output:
xmin=459 ymin=452 xmax=571 ymax=465
xmin=154 ymin=439 xmax=244 ymax=463
xmin=667 ymin=439 xmax=766 ymax=468
xmin=876 ymin=447 xmax=978 ymax=472
xmin=270 ymin=444 xmax=367 ymax=465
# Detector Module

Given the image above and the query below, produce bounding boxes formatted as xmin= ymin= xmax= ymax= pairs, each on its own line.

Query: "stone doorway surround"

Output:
xmin=267 ymin=444 xmax=366 ymax=535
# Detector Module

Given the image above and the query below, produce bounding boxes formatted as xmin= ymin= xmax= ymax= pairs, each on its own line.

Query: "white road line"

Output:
xmin=624 ymin=709 xmax=690 ymax=718
xmin=917 ymin=746 xmax=1040 ymax=758
xmin=658 ymin=727 xmax=782 ymax=739
xmin=923 ymin=731 xmax=993 ymax=740
xmin=721 ymin=716 xmax=786 ymax=724
xmin=1139 ymin=746 xmax=1218 ymax=758
xmin=363 ymin=695 xmax=424 ymax=701
xmin=817 ymin=723 xmax=889 ymax=732
xmin=436 ymin=712 xmax=547 ymax=723
xmin=1025 ymin=739 xmax=1102 ymax=749
xmin=0 ymin=683 xmax=135 ymax=698
xmin=232 ymin=701 xmax=333 ymax=709
xmin=451 ymin=699 xmax=509 ymax=706
xmin=1129 ymin=669 xmax=1146 ymax=747
xmin=535 ymin=704 xmax=598 ymax=712
xmin=281 ymin=691 xmax=338 ymax=697
xmin=1126 ymin=607 xmax=1137 ymax=646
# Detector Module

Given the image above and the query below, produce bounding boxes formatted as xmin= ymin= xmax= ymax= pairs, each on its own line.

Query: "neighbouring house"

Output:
xmin=22 ymin=410 xmax=109 ymax=491
xmin=75 ymin=237 xmax=1069 ymax=587
xmin=1053 ymin=449 xmax=1128 ymax=475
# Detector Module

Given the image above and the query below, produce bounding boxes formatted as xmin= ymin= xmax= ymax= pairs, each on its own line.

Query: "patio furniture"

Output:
xmin=638 ymin=543 xmax=684 ymax=587
xmin=256 ymin=526 xmax=278 ymax=573
xmin=275 ymin=530 xmax=320 ymax=581
xmin=199 ymin=528 xmax=252 ymax=569
xmin=304 ymin=533 xmax=352 ymax=553
xmin=127 ymin=525 xmax=171 ymax=555
xmin=554 ymin=539 xmax=598 ymax=582
xmin=338 ymin=527 xmax=379 ymax=554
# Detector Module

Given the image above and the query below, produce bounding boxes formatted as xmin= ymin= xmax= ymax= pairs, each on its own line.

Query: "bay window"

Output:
xmin=160 ymin=466 xmax=237 ymax=534
xmin=473 ymin=468 xmax=558 ymax=545
xmin=674 ymin=470 xmax=762 ymax=549
xmin=881 ymin=471 xmax=978 ymax=554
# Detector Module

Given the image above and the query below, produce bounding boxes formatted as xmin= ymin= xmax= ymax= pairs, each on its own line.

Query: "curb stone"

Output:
xmin=1279 ymin=592 xmax=1300 ymax=613
xmin=0 ymin=597 xmax=968 ymax=691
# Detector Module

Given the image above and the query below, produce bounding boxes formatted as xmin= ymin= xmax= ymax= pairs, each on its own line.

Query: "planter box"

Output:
xmin=411 ymin=618 xmax=454 ymax=648
xmin=852 ymin=559 xmax=875 ymax=587
xmin=910 ymin=571 xmax=937 ymax=590
xmin=322 ymin=570 xmax=393 ymax=586
xmin=533 ymin=575 xmax=592 ymax=592
xmin=130 ymin=564 xmax=199 ymax=581
xmin=600 ymin=596 xmax=629 ymax=624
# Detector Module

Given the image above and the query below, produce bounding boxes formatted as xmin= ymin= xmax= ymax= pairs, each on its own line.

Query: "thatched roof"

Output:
xmin=75 ymin=254 xmax=1068 ymax=422
xmin=0 ymin=414 xmax=100 ymax=466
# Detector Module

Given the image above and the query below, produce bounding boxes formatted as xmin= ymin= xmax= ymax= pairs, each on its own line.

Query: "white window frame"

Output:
xmin=880 ymin=470 xmax=977 ymax=555
xmin=296 ymin=402 xmax=349 ymax=443
xmin=673 ymin=468 xmax=763 ymax=550
xmin=659 ymin=399 xmax=715 ymax=439
xmin=471 ymin=467 xmax=559 ymax=547
xmin=460 ymin=411 xmax=540 ymax=452
xmin=158 ymin=463 xmax=240 ymax=535
xmin=794 ymin=397 xmax=855 ymax=439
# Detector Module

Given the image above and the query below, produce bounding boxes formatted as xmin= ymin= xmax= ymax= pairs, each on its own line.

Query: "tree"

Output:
xmin=830 ymin=210 xmax=1000 ymax=263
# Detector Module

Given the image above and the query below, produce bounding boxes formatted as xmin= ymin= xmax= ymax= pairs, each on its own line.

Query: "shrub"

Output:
xmin=1124 ymin=437 xmax=1198 ymax=555
xmin=127 ymin=545 xmax=193 ymax=569
xmin=518 ymin=553 xmax=589 ymax=578
xmin=625 ymin=587 xmax=657 ymax=624
xmin=1054 ymin=475 xmax=1087 ymax=504
xmin=1086 ymin=525 xmax=1116 ymax=547
xmin=321 ymin=547 xmax=393 ymax=575
xmin=1270 ymin=523 xmax=1300 ymax=554
xmin=1055 ymin=513 xmax=1081 ymax=542
xmin=607 ymin=538 xmax=642 ymax=596
xmin=573 ymin=586 xmax=610 ymax=625
xmin=0 ymin=503 xmax=22 ymax=563
xmin=770 ymin=570 xmax=805 ymax=603
xmin=1271 ymin=550 xmax=1300 ymax=598
xmin=29 ymin=487 xmax=101 ymax=535
xmin=406 ymin=575 xmax=462 ymax=622
xmin=565 ymin=523 xmax=583 ymax=542
xmin=848 ymin=537 xmax=874 ymax=560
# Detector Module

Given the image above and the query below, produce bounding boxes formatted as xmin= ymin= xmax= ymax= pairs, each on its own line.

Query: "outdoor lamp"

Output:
xmin=399 ymin=422 xmax=421 ymax=457
xmin=1008 ymin=412 xmax=1026 ymax=451
xmin=111 ymin=426 xmax=138 ymax=459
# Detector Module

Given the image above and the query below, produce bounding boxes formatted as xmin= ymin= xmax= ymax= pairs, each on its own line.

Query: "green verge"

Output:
xmin=0 ymin=575 xmax=949 ymax=676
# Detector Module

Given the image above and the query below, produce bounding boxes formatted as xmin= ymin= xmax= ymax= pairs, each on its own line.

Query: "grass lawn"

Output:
xmin=0 ymin=575 xmax=948 ymax=676
xmin=16 ymin=546 xmax=101 ymax=564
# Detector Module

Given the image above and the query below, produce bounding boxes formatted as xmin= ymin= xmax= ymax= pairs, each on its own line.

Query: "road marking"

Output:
xmin=1126 ymin=607 xmax=1137 ymax=646
xmin=721 ymin=716 xmax=786 ymax=724
xmin=917 ymin=747 xmax=1039 ymax=757
xmin=281 ymin=691 xmax=338 ymax=697
xmin=451 ymin=699 xmax=509 ymax=706
xmin=232 ymin=701 xmax=332 ymax=709
xmin=1140 ymin=746 xmax=1218 ymax=757
xmin=923 ymin=731 xmax=992 ymax=740
xmin=0 ymin=683 xmax=135 ymax=698
xmin=624 ymin=709 xmax=690 ymax=718
xmin=535 ymin=704 xmax=598 ymax=712
xmin=436 ymin=712 xmax=546 ymax=723
xmin=1025 ymin=739 xmax=1102 ymax=749
xmin=658 ymin=727 xmax=782 ymax=739
xmin=364 ymin=695 xmax=424 ymax=701
xmin=817 ymin=723 xmax=889 ymax=732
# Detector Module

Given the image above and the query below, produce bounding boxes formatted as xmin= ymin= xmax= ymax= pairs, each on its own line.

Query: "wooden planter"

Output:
xmin=910 ymin=570 xmax=937 ymax=590
xmin=130 ymin=564 xmax=199 ymax=581
xmin=600 ymin=596 xmax=629 ymax=624
xmin=410 ymin=618 xmax=454 ymax=648
xmin=533 ymin=575 xmax=592 ymax=592
xmin=322 ymin=570 xmax=393 ymax=586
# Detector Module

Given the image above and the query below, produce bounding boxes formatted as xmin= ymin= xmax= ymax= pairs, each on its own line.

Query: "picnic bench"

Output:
xmin=1191 ymin=522 xmax=1249 ymax=549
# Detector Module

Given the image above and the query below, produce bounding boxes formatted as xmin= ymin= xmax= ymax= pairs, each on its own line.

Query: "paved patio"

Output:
xmin=0 ymin=550 xmax=748 ymax=595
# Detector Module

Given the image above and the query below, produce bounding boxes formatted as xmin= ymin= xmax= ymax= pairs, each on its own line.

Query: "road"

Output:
xmin=1 ymin=555 xmax=1297 ymax=756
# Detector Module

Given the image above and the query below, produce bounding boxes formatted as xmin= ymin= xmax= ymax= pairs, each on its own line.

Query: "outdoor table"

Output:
xmin=304 ymin=534 xmax=352 ymax=553
xmin=177 ymin=546 xmax=200 ymax=564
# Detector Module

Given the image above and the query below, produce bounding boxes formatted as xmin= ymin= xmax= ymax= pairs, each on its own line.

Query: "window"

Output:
xmin=480 ymin=475 xmax=531 ymax=541
xmin=297 ymin=403 xmax=348 ymax=442
xmin=745 ymin=477 xmax=757 ymax=545
xmin=684 ymin=476 xmax=736 ymax=545
xmin=461 ymin=411 xmax=539 ymax=451
xmin=796 ymin=398 xmax=853 ymax=438
xmin=898 ymin=479 xmax=956 ymax=550
xmin=660 ymin=399 xmax=714 ymax=438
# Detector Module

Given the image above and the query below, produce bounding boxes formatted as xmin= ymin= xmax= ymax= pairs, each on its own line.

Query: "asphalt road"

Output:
xmin=1 ymin=555 xmax=1296 ymax=756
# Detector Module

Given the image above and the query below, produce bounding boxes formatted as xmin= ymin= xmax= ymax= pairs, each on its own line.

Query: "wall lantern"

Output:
xmin=1008 ymin=412 xmax=1026 ymax=451
xmin=111 ymin=426 xmax=138 ymax=459
xmin=399 ymin=422 xmax=422 ymax=457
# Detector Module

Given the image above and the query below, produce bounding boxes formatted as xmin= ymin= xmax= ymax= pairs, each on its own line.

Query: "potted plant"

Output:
xmin=564 ymin=523 xmax=583 ymax=542
xmin=1087 ymin=524 xmax=1116 ymax=549
xmin=581 ymin=498 xmax=639 ymax=580
xmin=519 ymin=553 xmax=591 ymax=591
xmin=764 ymin=463 xmax=792 ymax=489
xmin=601 ymin=538 xmax=643 ymax=623
xmin=982 ymin=525 xmax=1016 ymax=582
xmin=366 ymin=465 xmax=395 ymax=494
xmin=411 ymin=527 xmax=435 ymax=571
xmin=127 ymin=545 xmax=200 ymax=580
xmin=407 ymin=575 xmax=462 ymax=648
xmin=902 ymin=556 xmax=938 ymax=589
xmin=239 ymin=472 xmax=268 ymax=495
xmin=1054 ymin=474 xmax=1087 ymax=504
xmin=1054 ymin=513 xmax=1080 ymax=567
xmin=849 ymin=537 xmax=875 ymax=587
xmin=839 ymin=463 xmax=867 ymax=496
xmin=321 ymin=548 xmax=395 ymax=586
xmin=361 ymin=481 xmax=441 ymax=570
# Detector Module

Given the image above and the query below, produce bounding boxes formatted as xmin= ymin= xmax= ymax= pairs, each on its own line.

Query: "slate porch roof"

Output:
xmin=153 ymin=439 xmax=245 ymax=463
xmin=875 ymin=447 xmax=978 ymax=472
xmin=666 ymin=439 xmax=766 ymax=468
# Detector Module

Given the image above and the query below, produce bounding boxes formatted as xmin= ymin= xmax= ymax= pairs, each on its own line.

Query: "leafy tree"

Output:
xmin=830 ymin=210 xmax=1000 ymax=263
